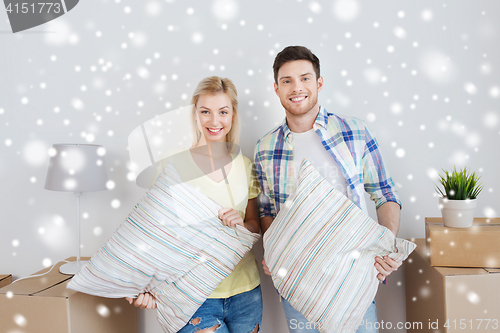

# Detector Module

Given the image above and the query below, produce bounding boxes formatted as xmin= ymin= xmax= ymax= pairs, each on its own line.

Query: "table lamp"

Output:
xmin=44 ymin=144 xmax=109 ymax=275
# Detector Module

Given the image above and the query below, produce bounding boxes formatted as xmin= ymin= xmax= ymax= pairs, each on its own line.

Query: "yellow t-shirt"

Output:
xmin=156 ymin=149 xmax=261 ymax=298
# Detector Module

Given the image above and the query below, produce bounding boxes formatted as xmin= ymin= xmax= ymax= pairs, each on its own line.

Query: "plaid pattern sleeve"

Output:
xmin=360 ymin=120 xmax=401 ymax=208
xmin=254 ymin=130 xmax=278 ymax=218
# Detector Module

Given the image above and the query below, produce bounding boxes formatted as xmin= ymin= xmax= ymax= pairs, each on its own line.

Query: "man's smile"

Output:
xmin=290 ymin=95 xmax=308 ymax=103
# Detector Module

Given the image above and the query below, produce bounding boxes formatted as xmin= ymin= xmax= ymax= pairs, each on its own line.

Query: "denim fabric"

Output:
xmin=177 ymin=286 xmax=262 ymax=333
xmin=355 ymin=301 xmax=378 ymax=333
xmin=282 ymin=297 xmax=378 ymax=333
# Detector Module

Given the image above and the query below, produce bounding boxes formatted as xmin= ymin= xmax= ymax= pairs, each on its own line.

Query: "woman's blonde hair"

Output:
xmin=190 ymin=76 xmax=240 ymax=151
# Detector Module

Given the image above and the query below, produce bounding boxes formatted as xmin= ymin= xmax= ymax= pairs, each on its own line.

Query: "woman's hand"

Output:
xmin=218 ymin=208 xmax=244 ymax=227
xmin=126 ymin=292 xmax=157 ymax=309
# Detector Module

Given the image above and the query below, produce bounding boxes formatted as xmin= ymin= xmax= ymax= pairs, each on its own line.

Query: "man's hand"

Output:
xmin=218 ymin=208 xmax=244 ymax=227
xmin=125 ymin=292 xmax=157 ymax=309
xmin=262 ymin=259 xmax=271 ymax=276
xmin=374 ymin=256 xmax=402 ymax=282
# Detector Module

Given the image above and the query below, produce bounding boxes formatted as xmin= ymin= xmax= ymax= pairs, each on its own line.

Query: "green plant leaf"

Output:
xmin=434 ymin=166 xmax=482 ymax=200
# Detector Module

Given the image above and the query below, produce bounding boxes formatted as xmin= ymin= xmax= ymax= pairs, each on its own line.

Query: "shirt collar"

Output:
xmin=281 ymin=106 xmax=329 ymax=142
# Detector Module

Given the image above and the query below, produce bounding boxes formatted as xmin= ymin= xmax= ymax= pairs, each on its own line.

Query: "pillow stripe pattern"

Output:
xmin=68 ymin=163 xmax=260 ymax=332
xmin=263 ymin=160 xmax=415 ymax=333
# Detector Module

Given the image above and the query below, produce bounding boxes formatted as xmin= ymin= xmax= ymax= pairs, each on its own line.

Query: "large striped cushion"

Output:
xmin=68 ymin=163 xmax=260 ymax=333
xmin=263 ymin=160 xmax=415 ymax=333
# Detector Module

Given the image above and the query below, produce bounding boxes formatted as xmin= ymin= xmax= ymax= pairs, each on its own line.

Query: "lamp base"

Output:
xmin=59 ymin=260 xmax=88 ymax=275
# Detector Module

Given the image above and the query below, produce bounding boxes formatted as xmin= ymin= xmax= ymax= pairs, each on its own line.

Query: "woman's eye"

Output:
xmin=220 ymin=111 xmax=228 ymax=115
xmin=201 ymin=110 xmax=209 ymax=114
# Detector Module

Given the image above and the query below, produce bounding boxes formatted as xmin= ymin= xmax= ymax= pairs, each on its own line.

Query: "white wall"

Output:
xmin=1 ymin=1 xmax=499 ymax=332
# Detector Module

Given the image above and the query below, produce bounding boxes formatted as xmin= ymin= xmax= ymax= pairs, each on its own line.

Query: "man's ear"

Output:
xmin=274 ymin=82 xmax=279 ymax=96
xmin=317 ymin=76 xmax=324 ymax=92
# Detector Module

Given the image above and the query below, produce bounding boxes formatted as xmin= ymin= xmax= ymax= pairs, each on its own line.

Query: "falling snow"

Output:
xmin=2 ymin=2 xmax=500 ymax=330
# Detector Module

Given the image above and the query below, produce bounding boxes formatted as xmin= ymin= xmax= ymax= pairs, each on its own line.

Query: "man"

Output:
xmin=254 ymin=46 xmax=402 ymax=333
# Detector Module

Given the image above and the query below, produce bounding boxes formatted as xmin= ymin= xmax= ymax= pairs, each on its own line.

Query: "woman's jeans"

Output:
xmin=177 ymin=285 xmax=262 ymax=333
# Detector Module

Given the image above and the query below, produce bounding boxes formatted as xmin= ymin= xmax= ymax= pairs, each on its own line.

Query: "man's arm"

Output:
xmin=261 ymin=216 xmax=275 ymax=276
xmin=373 ymin=201 xmax=402 ymax=281
xmin=376 ymin=201 xmax=400 ymax=236
xmin=254 ymin=143 xmax=278 ymax=276
xmin=360 ymin=122 xmax=403 ymax=281
xmin=260 ymin=216 xmax=275 ymax=235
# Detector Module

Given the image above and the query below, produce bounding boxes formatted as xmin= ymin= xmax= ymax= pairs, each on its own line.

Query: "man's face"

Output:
xmin=274 ymin=60 xmax=323 ymax=117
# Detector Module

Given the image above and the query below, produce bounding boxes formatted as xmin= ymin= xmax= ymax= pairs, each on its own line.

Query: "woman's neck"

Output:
xmin=192 ymin=142 xmax=230 ymax=158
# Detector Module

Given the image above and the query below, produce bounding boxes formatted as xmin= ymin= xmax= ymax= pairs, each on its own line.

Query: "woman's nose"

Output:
xmin=208 ymin=113 xmax=219 ymax=124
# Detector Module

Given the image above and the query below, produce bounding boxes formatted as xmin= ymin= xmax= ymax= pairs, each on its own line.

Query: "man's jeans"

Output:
xmin=282 ymin=297 xmax=378 ymax=333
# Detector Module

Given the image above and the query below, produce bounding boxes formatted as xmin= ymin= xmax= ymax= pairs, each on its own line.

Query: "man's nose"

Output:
xmin=292 ymin=80 xmax=304 ymax=93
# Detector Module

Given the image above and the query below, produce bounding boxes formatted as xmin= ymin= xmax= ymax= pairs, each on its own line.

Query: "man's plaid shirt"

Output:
xmin=254 ymin=106 xmax=401 ymax=218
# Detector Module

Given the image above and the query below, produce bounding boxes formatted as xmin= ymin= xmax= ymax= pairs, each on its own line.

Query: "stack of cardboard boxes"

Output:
xmin=405 ymin=218 xmax=500 ymax=333
xmin=0 ymin=257 xmax=137 ymax=333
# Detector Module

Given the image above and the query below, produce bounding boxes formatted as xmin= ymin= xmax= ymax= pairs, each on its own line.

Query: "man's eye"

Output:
xmin=283 ymin=80 xmax=290 ymax=84
xmin=303 ymin=77 xmax=309 ymax=81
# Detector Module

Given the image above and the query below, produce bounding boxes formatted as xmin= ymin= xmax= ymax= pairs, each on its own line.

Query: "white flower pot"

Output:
xmin=439 ymin=198 xmax=477 ymax=228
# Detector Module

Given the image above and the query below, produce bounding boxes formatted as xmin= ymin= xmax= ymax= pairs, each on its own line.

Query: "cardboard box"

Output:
xmin=405 ymin=239 xmax=500 ymax=333
xmin=0 ymin=275 xmax=12 ymax=289
xmin=0 ymin=257 xmax=137 ymax=333
xmin=425 ymin=217 xmax=500 ymax=268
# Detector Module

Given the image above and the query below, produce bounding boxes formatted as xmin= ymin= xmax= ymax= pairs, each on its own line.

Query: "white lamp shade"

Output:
xmin=45 ymin=144 xmax=109 ymax=192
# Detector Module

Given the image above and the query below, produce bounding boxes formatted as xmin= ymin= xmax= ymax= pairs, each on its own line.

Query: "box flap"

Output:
xmin=0 ymin=258 xmax=85 ymax=295
xmin=485 ymin=268 xmax=500 ymax=273
xmin=425 ymin=217 xmax=500 ymax=228
xmin=0 ymin=274 xmax=12 ymax=289
xmin=435 ymin=266 xmax=488 ymax=276
xmin=36 ymin=278 xmax=78 ymax=298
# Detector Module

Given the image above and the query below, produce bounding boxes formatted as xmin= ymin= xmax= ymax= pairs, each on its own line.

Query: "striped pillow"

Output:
xmin=68 ymin=163 xmax=260 ymax=333
xmin=263 ymin=160 xmax=415 ymax=333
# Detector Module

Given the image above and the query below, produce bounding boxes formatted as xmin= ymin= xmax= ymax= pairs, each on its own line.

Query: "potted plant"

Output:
xmin=435 ymin=167 xmax=483 ymax=228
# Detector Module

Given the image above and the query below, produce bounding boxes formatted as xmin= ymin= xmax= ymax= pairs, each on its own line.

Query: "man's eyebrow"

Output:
xmin=279 ymin=73 xmax=314 ymax=81
xmin=278 ymin=75 xmax=292 ymax=81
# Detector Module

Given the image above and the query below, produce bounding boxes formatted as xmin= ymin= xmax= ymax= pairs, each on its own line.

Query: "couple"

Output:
xmin=128 ymin=46 xmax=402 ymax=333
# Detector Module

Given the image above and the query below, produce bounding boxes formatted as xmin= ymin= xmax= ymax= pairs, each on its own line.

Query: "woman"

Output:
xmin=127 ymin=76 xmax=262 ymax=333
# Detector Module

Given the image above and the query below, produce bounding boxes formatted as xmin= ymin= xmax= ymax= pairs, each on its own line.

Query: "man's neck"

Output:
xmin=286 ymin=105 xmax=320 ymax=133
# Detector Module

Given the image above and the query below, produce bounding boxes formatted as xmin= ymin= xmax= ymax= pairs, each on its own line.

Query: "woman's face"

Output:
xmin=195 ymin=93 xmax=234 ymax=145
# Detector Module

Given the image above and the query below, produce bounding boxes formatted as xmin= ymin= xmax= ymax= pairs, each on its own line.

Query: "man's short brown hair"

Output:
xmin=273 ymin=46 xmax=320 ymax=83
